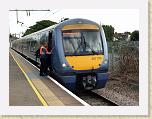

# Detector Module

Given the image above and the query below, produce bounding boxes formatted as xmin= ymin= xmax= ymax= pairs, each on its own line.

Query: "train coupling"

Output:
xmin=82 ymin=75 xmax=97 ymax=90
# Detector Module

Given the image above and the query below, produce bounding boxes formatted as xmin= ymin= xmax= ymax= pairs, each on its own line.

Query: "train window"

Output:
xmin=27 ymin=41 xmax=31 ymax=52
xmin=40 ymin=32 xmax=48 ymax=45
xmin=22 ymin=41 xmax=27 ymax=50
xmin=62 ymin=32 xmax=81 ymax=54
xmin=30 ymin=41 xmax=37 ymax=52
xmin=83 ymin=31 xmax=103 ymax=53
xmin=62 ymin=30 xmax=103 ymax=56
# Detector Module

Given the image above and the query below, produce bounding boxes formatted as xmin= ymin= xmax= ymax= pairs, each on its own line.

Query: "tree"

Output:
xmin=130 ymin=30 xmax=139 ymax=41
xmin=23 ymin=20 xmax=57 ymax=36
xmin=102 ymin=25 xmax=115 ymax=42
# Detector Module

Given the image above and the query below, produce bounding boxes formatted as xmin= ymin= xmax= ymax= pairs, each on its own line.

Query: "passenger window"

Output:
xmin=40 ymin=32 xmax=48 ymax=45
xmin=30 ymin=41 xmax=37 ymax=52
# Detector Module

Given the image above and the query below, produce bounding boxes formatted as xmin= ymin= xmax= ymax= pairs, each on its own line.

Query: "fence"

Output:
xmin=107 ymin=41 xmax=139 ymax=83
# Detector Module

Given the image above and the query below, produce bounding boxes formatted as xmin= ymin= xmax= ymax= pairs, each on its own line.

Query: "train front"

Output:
xmin=53 ymin=19 xmax=109 ymax=91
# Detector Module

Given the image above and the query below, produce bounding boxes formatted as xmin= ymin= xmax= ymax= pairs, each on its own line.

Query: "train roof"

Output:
xmin=18 ymin=18 xmax=100 ymax=40
xmin=20 ymin=24 xmax=58 ymax=39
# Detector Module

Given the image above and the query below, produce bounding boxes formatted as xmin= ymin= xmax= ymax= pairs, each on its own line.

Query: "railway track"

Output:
xmin=75 ymin=90 xmax=118 ymax=106
xmin=12 ymin=48 xmax=118 ymax=106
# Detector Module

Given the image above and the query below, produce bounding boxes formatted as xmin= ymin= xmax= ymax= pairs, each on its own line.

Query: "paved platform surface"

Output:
xmin=9 ymin=53 xmax=42 ymax=106
xmin=9 ymin=49 xmax=84 ymax=106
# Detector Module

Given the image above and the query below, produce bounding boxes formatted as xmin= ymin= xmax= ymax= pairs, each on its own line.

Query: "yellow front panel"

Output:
xmin=65 ymin=55 xmax=104 ymax=70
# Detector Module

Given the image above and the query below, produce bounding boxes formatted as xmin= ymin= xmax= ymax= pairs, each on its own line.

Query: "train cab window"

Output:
xmin=62 ymin=32 xmax=81 ymax=55
xmin=62 ymin=30 xmax=103 ymax=56
xmin=83 ymin=31 xmax=103 ymax=53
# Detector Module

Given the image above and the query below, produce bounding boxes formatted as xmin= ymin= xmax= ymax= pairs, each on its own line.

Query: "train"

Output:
xmin=11 ymin=18 xmax=109 ymax=91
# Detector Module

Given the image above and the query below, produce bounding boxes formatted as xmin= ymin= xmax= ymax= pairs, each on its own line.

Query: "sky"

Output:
xmin=9 ymin=9 xmax=139 ymax=36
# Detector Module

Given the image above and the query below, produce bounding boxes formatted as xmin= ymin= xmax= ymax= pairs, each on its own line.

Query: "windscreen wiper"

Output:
xmin=81 ymin=34 xmax=100 ymax=55
xmin=85 ymin=42 xmax=100 ymax=55
xmin=74 ymin=33 xmax=102 ymax=55
xmin=73 ymin=36 xmax=85 ymax=54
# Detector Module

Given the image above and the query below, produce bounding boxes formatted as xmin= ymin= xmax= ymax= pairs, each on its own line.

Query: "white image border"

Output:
xmin=0 ymin=0 xmax=148 ymax=115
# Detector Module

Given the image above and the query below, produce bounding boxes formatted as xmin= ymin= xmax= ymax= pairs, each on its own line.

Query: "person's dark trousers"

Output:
xmin=40 ymin=58 xmax=47 ymax=76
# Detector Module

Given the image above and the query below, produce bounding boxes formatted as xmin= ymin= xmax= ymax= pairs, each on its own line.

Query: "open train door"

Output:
xmin=47 ymin=31 xmax=53 ymax=72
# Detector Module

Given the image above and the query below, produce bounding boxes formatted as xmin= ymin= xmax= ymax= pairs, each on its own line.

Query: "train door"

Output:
xmin=48 ymin=31 xmax=52 ymax=52
xmin=48 ymin=31 xmax=53 ymax=71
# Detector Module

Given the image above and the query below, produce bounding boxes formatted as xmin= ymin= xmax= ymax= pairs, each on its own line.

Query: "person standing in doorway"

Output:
xmin=39 ymin=42 xmax=49 ymax=76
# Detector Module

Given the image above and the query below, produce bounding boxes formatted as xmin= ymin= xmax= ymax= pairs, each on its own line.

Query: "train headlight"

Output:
xmin=62 ymin=63 xmax=72 ymax=70
xmin=62 ymin=63 xmax=67 ymax=67
xmin=103 ymin=60 xmax=108 ymax=64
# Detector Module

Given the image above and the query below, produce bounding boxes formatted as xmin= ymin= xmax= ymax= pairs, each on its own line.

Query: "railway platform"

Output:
xmin=9 ymin=49 xmax=88 ymax=106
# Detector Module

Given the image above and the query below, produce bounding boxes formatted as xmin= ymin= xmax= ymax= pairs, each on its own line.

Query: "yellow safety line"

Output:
xmin=10 ymin=52 xmax=48 ymax=106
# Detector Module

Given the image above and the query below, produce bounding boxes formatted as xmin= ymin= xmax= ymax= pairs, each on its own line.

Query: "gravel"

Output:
xmin=93 ymin=76 xmax=139 ymax=106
